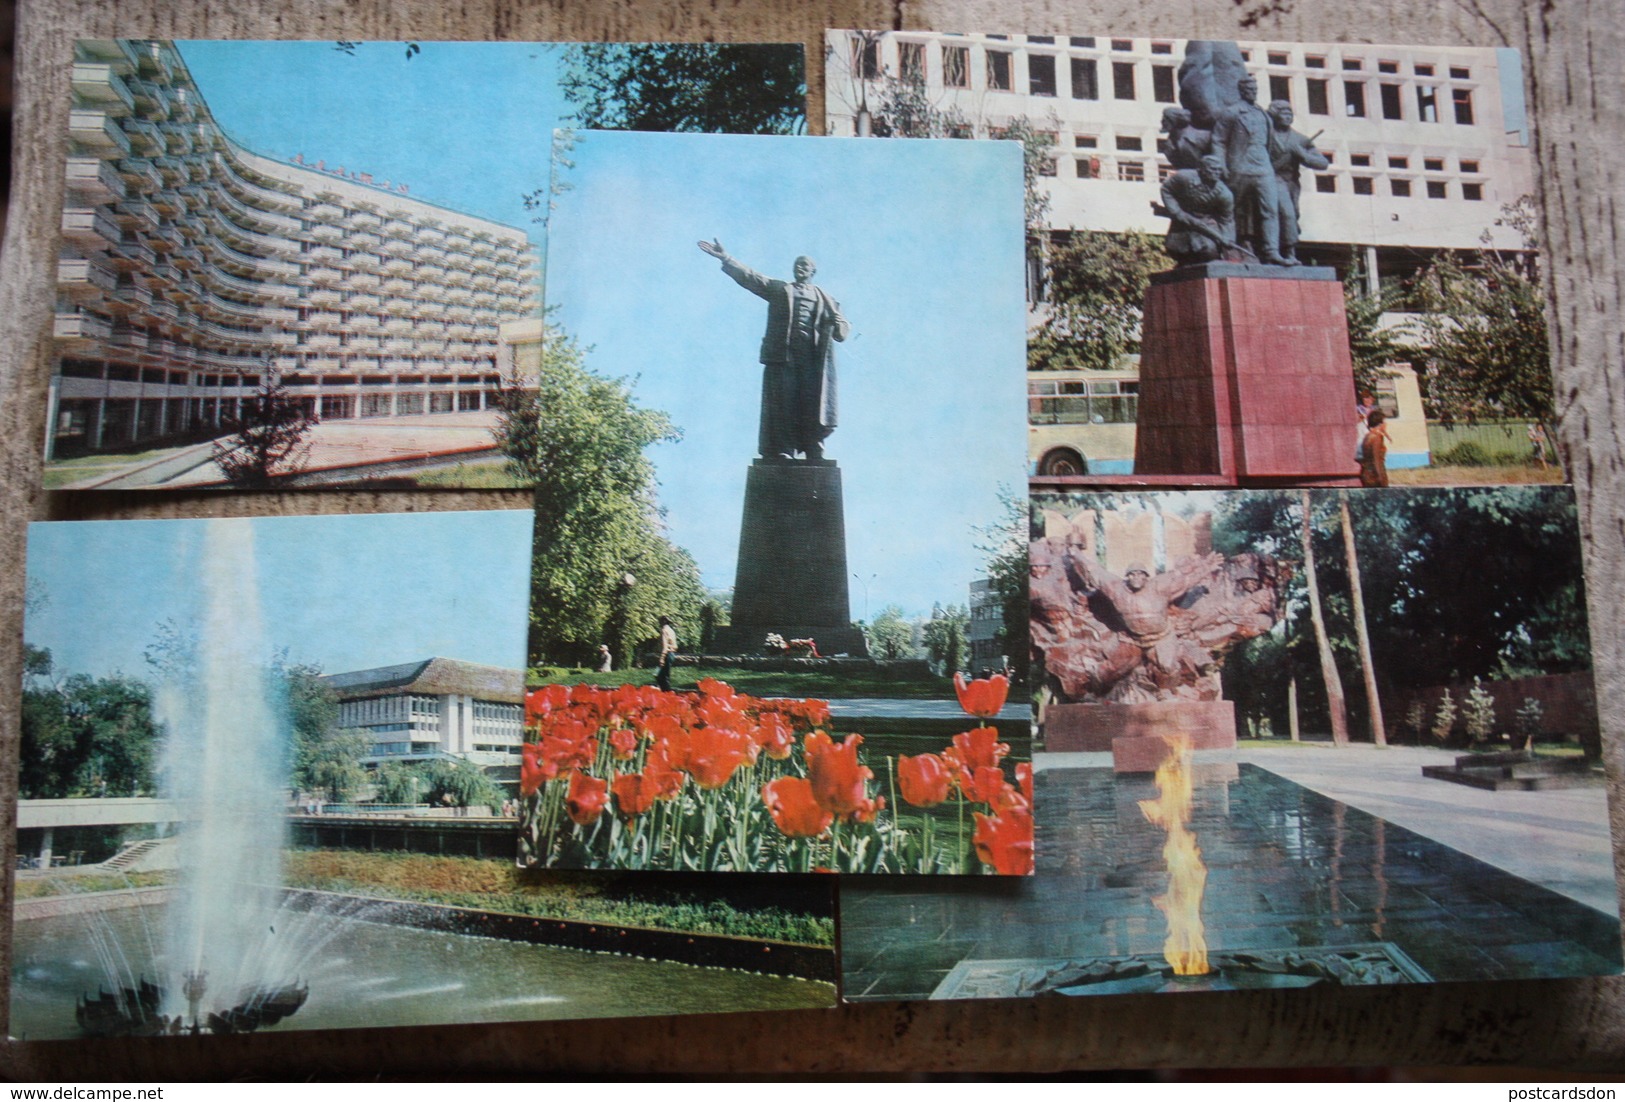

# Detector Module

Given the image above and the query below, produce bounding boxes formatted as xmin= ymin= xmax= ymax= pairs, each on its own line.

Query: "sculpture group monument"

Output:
xmin=1032 ymin=504 xmax=1290 ymax=770
xmin=699 ymin=240 xmax=868 ymax=656
xmin=1130 ymin=41 xmax=1360 ymax=485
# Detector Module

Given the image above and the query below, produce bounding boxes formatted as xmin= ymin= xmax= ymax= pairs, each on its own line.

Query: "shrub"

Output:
xmin=1430 ymin=690 xmax=1458 ymax=743
xmin=1464 ymin=678 xmax=1497 ymax=743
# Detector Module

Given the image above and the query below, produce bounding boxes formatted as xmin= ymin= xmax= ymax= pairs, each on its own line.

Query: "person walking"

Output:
xmin=1358 ymin=409 xmax=1391 ymax=487
xmin=656 ymin=615 xmax=677 ymax=691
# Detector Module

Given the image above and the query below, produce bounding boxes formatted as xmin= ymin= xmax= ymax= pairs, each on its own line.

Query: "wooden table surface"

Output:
xmin=1 ymin=0 xmax=1622 ymax=1077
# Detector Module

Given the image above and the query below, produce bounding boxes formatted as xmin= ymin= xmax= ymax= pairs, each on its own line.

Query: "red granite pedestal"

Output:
xmin=1046 ymin=699 xmax=1238 ymax=773
xmin=1133 ymin=263 xmax=1360 ymax=486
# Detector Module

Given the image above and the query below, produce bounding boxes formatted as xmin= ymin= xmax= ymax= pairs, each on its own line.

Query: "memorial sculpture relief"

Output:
xmin=1032 ymin=535 xmax=1290 ymax=706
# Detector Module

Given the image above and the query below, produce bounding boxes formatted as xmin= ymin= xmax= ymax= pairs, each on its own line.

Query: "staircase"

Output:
xmin=100 ymin=839 xmax=166 ymax=872
xmin=1421 ymin=749 xmax=1602 ymax=791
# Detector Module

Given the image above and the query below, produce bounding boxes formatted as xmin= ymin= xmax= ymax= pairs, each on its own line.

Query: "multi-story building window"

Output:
xmin=899 ymin=41 xmax=925 ymax=81
xmin=943 ymin=44 xmax=969 ymax=87
xmin=1306 ymin=79 xmax=1330 ymax=114
xmin=1345 ymin=81 xmax=1367 ymax=116
xmin=1112 ymin=61 xmax=1136 ymax=99
xmin=1029 ymin=54 xmax=1058 ymax=96
xmin=1072 ymin=57 xmax=1100 ymax=99
xmin=1269 ymin=74 xmax=1292 ymax=103
xmin=987 ymin=49 xmax=1013 ymax=91
xmin=1153 ymin=66 xmax=1177 ymax=103
xmin=1380 ymin=83 xmax=1403 ymax=119
xmin=1453 ymin=87 xmax=1475 ymax=124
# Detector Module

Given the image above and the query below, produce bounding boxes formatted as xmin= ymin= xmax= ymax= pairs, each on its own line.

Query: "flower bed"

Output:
xmin=517 ymin=675 xmax=1033 ymax=876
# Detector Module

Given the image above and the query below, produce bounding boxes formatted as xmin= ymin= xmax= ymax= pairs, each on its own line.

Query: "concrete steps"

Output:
xmin=1421 ymin=749 xmax=1602 ymax=791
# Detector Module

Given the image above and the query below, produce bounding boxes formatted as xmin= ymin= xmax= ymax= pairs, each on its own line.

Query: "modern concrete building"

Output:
xmin=323 ymin=657 xmax=525 ymax=769
xmin=968 ymin=578 xmax=1004 ymax=672
xmin=51 ymin=39 xmax=539 ymax=457
xmin=826 ymin=33 xmax=1533 ymax=276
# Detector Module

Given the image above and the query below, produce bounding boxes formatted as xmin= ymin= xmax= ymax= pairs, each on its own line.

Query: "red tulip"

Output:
xmin=564 ymin=770 xmax=608 ymax=826
xmin=520 ymin=741 xmax=551 ymax=797
xmin=696 ymin=677 xmax=736 ymax=699
xmin=959 ymin=765 xmax=1014 ymax=807
xmin=805 ymin=731 xmax=881 ymax=822
xmin=897 ymin=753 xmax=952 ymax=807
xmin=753 ymin=713 xmax=796 ymax=761
xmin=524 ymin=683 xmax=571 ymax=724
xmin=953 ymin=671 xmax=1010 ymax=719
xmin=607 ymin=726 xmax=638 ymax=761
xmin=973 ymin=805 xmax=1034 ymax=875
xmin=611 ymin=771 xmax=659 ymax=818
xmin=762 ymin=776 xmax=834 ymax=838
xmin=945 ymin=726 xmax=1010 ymax=776
xmin=642 ymin=745 xmax=686 ymax=800
xmin=684 ymin=726 xmax=755 ymax=790
xmin=1017 ymin=761 xmax=1033 ymax=806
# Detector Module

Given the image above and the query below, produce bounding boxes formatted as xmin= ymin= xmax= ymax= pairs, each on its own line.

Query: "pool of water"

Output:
xmin=840 ymin=763 xmax=1624 ymax=1001
xmin=10 ymin=904 xmax=835 ymax=1039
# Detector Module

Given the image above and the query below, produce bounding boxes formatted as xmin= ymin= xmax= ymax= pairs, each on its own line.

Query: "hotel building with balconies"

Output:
xmin=51 ymin=39 xmax=540 ymax=457
xmin=826 ymin=32 xmax=1534 ymax=284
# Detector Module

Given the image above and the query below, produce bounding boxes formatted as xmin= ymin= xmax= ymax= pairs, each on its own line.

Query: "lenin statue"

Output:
xmin=699 ymin=239 xmax=852 ymax=461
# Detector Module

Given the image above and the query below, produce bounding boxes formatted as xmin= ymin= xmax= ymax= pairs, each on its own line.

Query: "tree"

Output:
xmin=417 ymin=758 xmax=505 ymax=814
xmin=977 ymin=491 xmax=1032 ymax=684
xmin=921 ymin=604 xmax=969 ymax=675
xmin=371 ymin=761 xmax=422 ymax=805
xmin=1411 ymin=197 xmax=1553 ymax=434
xmin=1338 ymin=493 xmax=1386 ymax=747
xmin=20 ymin=664 xmax=160 ymax=799
xmin=1300 ymin=490 xmax=1351 ymax=746
xmin=210 ymin=368 xmax=315 ymax=488
xmin=1028 ymin=230 xmax=1173 ymax=371
xmin=285 ymin=664 xmax=367 ymax=802
xmin=559 ymin=44 xmax=806 ymax=135
xmin=868 ymin=605 xmax=917 ymax=661
xmin=495 ymin=324 xmax=705 ymax=666
xmin=1342 ymin=254 xmax=1412 ymax=401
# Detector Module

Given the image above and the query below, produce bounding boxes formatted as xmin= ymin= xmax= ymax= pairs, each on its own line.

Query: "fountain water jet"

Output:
xmin=83 ymin=519 xmax=312 ymax=1034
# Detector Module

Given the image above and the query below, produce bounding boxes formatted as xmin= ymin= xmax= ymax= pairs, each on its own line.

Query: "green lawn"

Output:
xmin=1391 ymin=464 xmax=1564 ymax=486
xmin=42 ymin=449 xmax=185 ymax=490
xmin=284 ymin=850 xmax=834 ymax=944
xmin=530 ymin=664 xmax=953 ymax=700
xmin=409 ymin=459 xmax=528 ymax=488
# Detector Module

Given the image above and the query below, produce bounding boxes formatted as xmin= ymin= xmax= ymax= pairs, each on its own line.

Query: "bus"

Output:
xmin=1028 ymin=362 xmax=1430 ymax=476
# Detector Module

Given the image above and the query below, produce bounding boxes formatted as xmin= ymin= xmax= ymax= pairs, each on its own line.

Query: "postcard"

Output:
xmin=47 ymin=39 xmax=804 ymax=491
xmin=840 ymin=485 xmax=1621 ymax=1000
xmin=12 ymin=510 xmax=836 ymax=1039
xmin=825 ymin=32 xmax=1560 ymax=488
xmin=518 ymin=129 xmax=1033 ymax=875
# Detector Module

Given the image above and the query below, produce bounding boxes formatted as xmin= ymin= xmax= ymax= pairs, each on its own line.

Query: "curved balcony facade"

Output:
xmin=50 ymin=38 xmax=539 ymax=457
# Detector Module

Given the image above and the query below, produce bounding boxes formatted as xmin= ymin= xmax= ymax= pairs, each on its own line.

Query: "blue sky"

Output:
xmin=177 ymin=41 xmax=573 ymax=241
xmin=25 ymin=512 xmax=533 ymax=681
xmin=546 ymin=131 xmax=1029 ymax=617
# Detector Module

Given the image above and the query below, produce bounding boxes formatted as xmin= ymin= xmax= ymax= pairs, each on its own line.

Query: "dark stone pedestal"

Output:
xmin=1045 ymin=700 xmax=1237 ymax=773
xmin=1134 ymin=264 xmax=1360 ymax=486
xmin=712 ymin=458 xmax=869 ymax=658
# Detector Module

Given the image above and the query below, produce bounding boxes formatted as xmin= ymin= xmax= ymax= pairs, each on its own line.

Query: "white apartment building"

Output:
xmin=52 ymin=39 xmax=540 ymax=457
xmin=826 ymin=33 xmax=1534 ymax=279
xmin=324 ymin=657 xmax=526 ymax=769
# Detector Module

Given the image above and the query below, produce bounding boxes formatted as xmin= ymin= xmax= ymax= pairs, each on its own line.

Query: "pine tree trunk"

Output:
xmin=1340 ymin=494 xmax=1387 ymax=747
xmin=1301 ymin=490 xmax=1350 ymax=746
xmin=1288 ymin=676 xmax=1300 ymax=742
